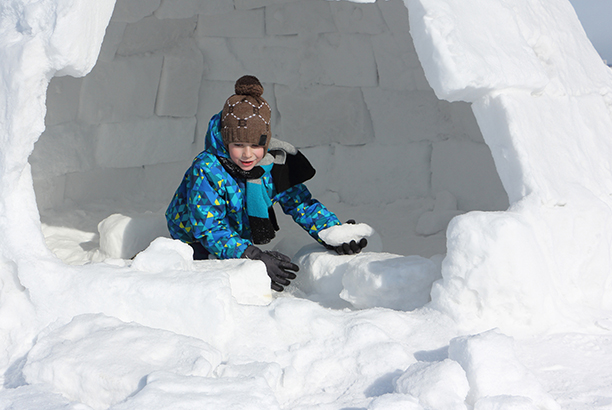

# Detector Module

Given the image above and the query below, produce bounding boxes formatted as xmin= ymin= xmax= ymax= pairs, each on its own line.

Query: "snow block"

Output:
xmin=371 ymin=33 xmax=415 ymax=92
xmin=295 ymin=145 xmax=334 ymax=197
xmin=197 ymin=36 xmax=301 ymax=85
xmin=64 ymin=167 xmax=145 ymax=205
xmin=371 ymin=32 xmax=421 ymax=91
xmin=292 ymin=246 xmax=357 ymax=308
xmin=407 ymin=0 xmax=550 ymax=101
xmin=331 ymin=143 xmax=430 ymax=205
xmin=197 ymin=37 xmax=246 ymax=82
xmin=416 ymin=191 xmax=464 ymax=236
xmin=78 ymin=55 xmax=163 ymax=124
xmin=300 ymin=33 xmax=378 ymax=87
xmin=265 ymin=1 xmax=336 ymax=36
xmin=362 ymin=88 xmax=452 ymax=144
xmin=339 ymin=253 xmax=440 ymax=311
xmin=394 ymin=360 xmax=469 ymax=410
xmin=226 ymin=38 xmax=302 ymax=85
xmin=377 ymin=0 xmax=410 ymax=35
xmin=95 ymin=117 xmax=196 ymax=168
xmin=197 ymin=9 xmax=265 ymax=38
xmin=117 ymin=16 xmax=198 ymax=57
xmin=234 ymin=0 xmax=294 ymax=10
xmin=141 ymin=160 xmax=194 ymax=204
xmin=329 ymin=1 xmax=385 ymax=35
xmin=30 ymin=123 xmax=96 ymax=177
xmin=196 ymin=79 xmax=235 ymax=146
xmin=132 ymin=238 xmax=272 ymax=306
xmin=448 ymin=330 xmax=561 ymax=410
xmin=275 ymin=84 xmax=374 ymax=147
xmin=49 ymin=0 xmax=116 ymax=77
xmin=224 ymin=260 xmax=274 ymax=306
xmin=445 ymin=100 xmax=485 ymax=144
xmin=21 ymin=314 xmax=222 ymax=410
xmin=32 ymin=175 xmax=66 ymax=211
xmin=431 ymin=139 xmax=509 ymax=211
xmin=155 ymin=41 xmax=204 ymax=118
xmin=155 ymin=0 xmax=233 ymax=19
xmin=45 ymin=76 xmax=82 ymax=126
xmin=294 ymin=249 xmax=437 ymax=311
xmin=98 ymin=213 xmax=170 ymax=260
xmin=97 ymin=21 xmax=127 ymax=63
xmin=111 ymin=0 xmax=162 ymax=23
xmin=473 ymin=92 xmax=612 ymax=205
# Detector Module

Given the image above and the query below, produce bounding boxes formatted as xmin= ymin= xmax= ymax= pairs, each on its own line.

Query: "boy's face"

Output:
xmin=228 ymin=143 xmax=265 ymax=171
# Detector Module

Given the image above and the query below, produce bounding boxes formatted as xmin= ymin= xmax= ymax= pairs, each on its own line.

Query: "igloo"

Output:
xmin=1 ymin=0 xmax=612 ymax=379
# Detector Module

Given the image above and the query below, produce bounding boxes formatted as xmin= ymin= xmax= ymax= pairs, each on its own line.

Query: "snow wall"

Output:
xmin=1 ymin=0 xmax=612 ymax=371
xmin=407 ymin=0 xmax=612 ymax=333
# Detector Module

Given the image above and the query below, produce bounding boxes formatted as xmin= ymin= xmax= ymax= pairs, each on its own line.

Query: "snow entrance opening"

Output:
xmin=30 ymin=0 xmax=508 ymax=268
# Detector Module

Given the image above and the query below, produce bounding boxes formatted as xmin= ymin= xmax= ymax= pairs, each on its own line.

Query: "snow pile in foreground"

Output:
xmin=0 ymin=235 xmax=566 ymax=410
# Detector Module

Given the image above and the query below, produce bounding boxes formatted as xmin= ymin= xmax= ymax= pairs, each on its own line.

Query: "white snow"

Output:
xmin=318 ymin=222 xmax=375 ymax=246
xmin=0 ymin=0 xmax=612 ymax=409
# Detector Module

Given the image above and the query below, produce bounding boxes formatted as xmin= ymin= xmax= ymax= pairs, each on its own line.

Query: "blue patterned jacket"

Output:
xmin=165 ymin=113 xmax=341 ymax=259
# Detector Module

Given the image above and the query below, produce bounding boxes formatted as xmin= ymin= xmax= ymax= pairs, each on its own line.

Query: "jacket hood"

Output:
xmin=205 ymin=112 xmax=229 ymax=158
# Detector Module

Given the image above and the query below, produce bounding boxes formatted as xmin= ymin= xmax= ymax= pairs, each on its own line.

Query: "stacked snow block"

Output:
xmin=32 ymin=0 xmax=508 ymax=227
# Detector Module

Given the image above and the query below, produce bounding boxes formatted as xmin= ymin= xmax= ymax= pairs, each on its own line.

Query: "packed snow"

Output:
xmin=1 ymin=0 xmax=612 ymax=409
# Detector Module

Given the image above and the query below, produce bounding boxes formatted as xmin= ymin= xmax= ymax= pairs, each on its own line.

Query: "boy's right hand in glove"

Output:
xmin=324 ymin=238 xmax=368 ymax=255
xmin=242 ymin=245 xmax=299 ymax=292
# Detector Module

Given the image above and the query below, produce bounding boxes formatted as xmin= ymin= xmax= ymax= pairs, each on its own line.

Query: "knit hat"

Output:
xmin=221 ymin=75 xmax=272 ymax=152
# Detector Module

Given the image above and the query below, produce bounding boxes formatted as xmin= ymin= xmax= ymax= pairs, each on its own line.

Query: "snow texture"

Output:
xmin=318 ymin=222 xmax=375 ymax=246
xmin=0 ymin=0 xmax=611 ymax=409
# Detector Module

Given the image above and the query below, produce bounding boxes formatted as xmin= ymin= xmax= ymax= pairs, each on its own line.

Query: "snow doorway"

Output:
xmin=30 ymin=0 xmax=508 ymax=267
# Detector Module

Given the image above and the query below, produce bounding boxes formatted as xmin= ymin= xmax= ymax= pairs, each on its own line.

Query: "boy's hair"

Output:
xmin=221 ymin=75 xmax=272 ymax=152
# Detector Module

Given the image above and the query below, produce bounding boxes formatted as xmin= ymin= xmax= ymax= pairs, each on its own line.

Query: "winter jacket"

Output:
xmin=165 ymin=112 xmax=341 ymax=259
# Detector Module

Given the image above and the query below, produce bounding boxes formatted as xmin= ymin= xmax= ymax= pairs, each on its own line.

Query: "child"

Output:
xmin=166 ymin=75 xmax=367 ymax=291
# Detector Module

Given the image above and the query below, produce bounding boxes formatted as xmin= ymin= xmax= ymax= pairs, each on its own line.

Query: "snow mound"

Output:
xmin=448 ymin=329 xmax=561 ymax=410
xmin=131 ymin=237 xmax=193 ymax=273
xmin=294 ymin=247 xmax=441 ymax=311
xmin=20 ymin=314 xmax=222 ymax=410
xmin=98 ymin=212 xmax=169 ymax=260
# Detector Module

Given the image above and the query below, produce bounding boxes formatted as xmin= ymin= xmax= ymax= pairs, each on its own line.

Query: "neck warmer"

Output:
xmin=217 ymin=155 xmax=278 ymax=244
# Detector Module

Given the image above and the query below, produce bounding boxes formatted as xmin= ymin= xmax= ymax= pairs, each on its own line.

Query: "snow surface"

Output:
xmin=0 ymin=0 xmax=612 ymax=409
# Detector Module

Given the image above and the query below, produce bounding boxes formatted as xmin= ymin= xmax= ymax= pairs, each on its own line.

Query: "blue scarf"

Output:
xmin=245 ymin=162 xmax=276 ymax=244
xmin=217 ymin=156 xmax=277 ymax=244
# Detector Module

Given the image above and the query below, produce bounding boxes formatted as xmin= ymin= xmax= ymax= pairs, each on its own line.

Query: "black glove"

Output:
xmin=242 ymin=245 xmax=299 ymax=292
xmin=324 ymin=238 xmax=368 ymax=255
xmin=323 ymin=220 xmax=368 ymax=255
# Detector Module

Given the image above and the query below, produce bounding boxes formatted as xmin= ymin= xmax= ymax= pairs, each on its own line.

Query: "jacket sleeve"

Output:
xmin=275 ymin=183 xmax=341 ymax=242
xmin=187 ymin=165 xmax=251 ymax=259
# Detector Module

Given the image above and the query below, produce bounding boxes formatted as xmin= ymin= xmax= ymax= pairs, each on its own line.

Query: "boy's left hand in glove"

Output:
xmin=319 ymin=220 xmax=373 ymax=255
xmin=242 ymin=245 xmax=299 ymax=292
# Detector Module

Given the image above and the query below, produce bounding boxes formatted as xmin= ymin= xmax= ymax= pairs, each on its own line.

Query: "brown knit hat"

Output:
xmin=221 ymin=75 xmax=272 ymax=152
